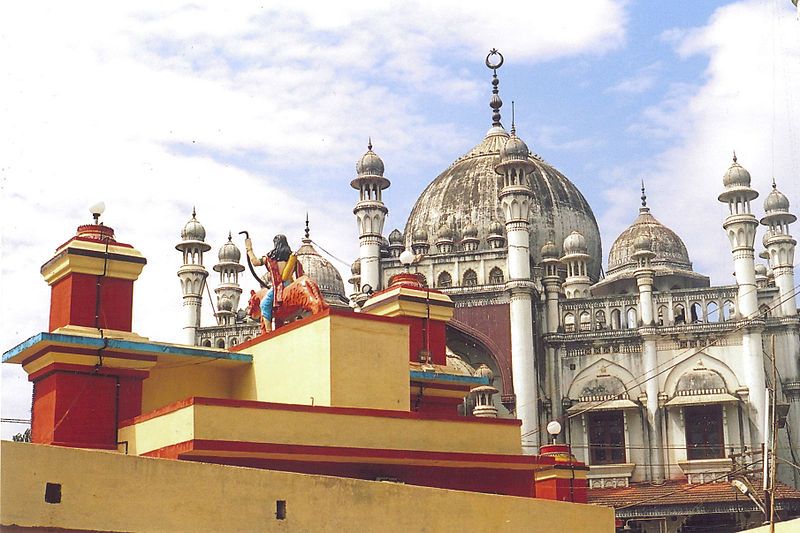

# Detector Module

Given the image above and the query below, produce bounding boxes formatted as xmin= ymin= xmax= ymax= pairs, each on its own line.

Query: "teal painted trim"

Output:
xmin=3 ymin=332 xmax=252 ymax=363
xmin=409 ymin=370 xmax=488 ymax=385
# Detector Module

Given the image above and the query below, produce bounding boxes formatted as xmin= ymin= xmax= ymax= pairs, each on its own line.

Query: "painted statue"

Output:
xmin=241 ymin=232 xmax=328 ymax=333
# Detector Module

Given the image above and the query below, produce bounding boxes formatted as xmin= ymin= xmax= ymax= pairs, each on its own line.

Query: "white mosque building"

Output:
xmin=176 ymin=53 xmax=799 ymax=512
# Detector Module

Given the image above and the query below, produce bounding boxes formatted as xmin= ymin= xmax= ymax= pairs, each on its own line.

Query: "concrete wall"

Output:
xmin=1 ymin=442 xmax=615 ymax=533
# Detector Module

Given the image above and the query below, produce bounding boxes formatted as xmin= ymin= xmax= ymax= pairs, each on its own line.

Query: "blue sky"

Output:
xmin=2 ymin=1 xmax=799 ymax=436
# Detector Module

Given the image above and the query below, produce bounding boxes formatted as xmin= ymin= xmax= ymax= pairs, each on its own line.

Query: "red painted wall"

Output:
xmin=405 ymin=318 xmax=446 ymax=365
xmin=453 ymin=303 xmax=513 ymax=395
xmin=49 ymin=273 xmax=134 ymax=332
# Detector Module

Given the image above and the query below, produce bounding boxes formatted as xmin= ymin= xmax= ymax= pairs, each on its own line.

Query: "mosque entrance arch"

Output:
xmin=447 ymin=319 xmax=512 ymax=417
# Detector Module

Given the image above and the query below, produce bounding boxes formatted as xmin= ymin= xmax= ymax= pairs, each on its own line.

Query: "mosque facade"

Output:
xmin=177 ymin=53 xmax=800 ymax=527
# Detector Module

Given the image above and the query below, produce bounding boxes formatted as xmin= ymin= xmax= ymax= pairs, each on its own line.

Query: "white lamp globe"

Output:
xmin=546 ymin=420 xmax=562 ymax=437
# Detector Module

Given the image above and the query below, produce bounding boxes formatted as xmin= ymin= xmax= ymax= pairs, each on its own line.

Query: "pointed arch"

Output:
xmin=566 ymin=358 xmax=642 ymax=400
xmin=663 ymin=353 xmax=741 ymax=397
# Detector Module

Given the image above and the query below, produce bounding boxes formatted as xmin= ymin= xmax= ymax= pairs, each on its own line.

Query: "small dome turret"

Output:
xmin=412 ymin=228 xmax=429 ymax=243
xmin=463 ymin=221 xmax=479 ymax=238
xmin=351 ymin=259 xmax=361 ymax=275
xmin=633 ymin=233 xmax=652 ymax=252
xmin=217 ymin=232 xmax=241 ymax=263
xmin=499 ymin=133 xmax=530 ymax=162
xmin=488 ymin=219 xmax=504 ymax=236
xmin=388 ymin=228 xmax=404 ymax=244
xmin=541 ymin=240 xmax=559 ymax=259
xmin=474 ymin=364 xmax=494 ymax=382
xmin=356 ymin=141 xmax=385 ymax=177
xmin=436 ymin=224 xmax=454 ymax=240
xmin=723 ymin=155 xmax=752 ymax=189
xmin=764 ymin=184 xmax=791 ymax=214
xmin=563 ymin=231 xmax=588 ymax=255
xmin=181 ymin=207 xmax=207 ymax=242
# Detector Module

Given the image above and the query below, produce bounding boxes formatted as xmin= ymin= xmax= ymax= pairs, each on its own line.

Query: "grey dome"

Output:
xmin=356 ymin=144 xmax=385 ymax=177
xmin=541 ymin=240 xmax=559 ymax=259
xmin=219 ymin=297 xmax=233 ymax=312
xmin=633 ymin=233 xmax=652 ymax=252
xmin=412 ymin=227 xmax=429 ymax=243
xmin=388 ymin=228 xmax=404 ymax=244
xmin=723 ymin=158 xmax=752 ymax=188
xmin=499 ymin=132 xmax=530 ymax=162
xmin=488 ymin=219 xmax=504 ymax=236
xmin=764 ymin=186 xmax=790 ymax=214
xmin=436 ymin=224 xmax=454 ymax=240
xmin=463 ymin=222 xmax=479 ymax=238
xmin=181 ymin=209 xmax=206 ymax=242
xmin=608 ymin=207 xmax=691 ymax=275
xmin=218 ymin=233 xmax=241 ymax=262
xmin=403 ymin=128 xmax=602 ymax=278
xmin=296 ymin=239 xmax=349 ymax=307
xmin=563 ymin=231 xmax=588 ymax=255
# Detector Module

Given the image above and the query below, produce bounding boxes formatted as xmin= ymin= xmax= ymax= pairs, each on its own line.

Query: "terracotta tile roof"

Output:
xmin=588 ymin=480 xmax=800 ymax=511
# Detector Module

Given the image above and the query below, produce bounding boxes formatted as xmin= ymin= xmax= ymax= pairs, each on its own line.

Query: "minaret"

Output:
xmin=630 ymin=197 xmax=665 ymax=482
xmin=351 ymin=139 xmax=390 ymax=297
xmin=760 ymin=180 xmax=800 ymax=415
xmin=561 ymin=231 xmax=591 ymax=299
xmin=761 ymin=179 xmax=797 ymax=317
xmin=176 ymin=208 xmax=210 ymax=345
xmin=540 ymin=240 xmax=563 ymax=442
xmin=495 ymin=94 xmax=540 ymax=451
xmin=213 ymin=232 xmax=245 ymax=326
xmin=718 ymin=154 xmax=766 ymax=443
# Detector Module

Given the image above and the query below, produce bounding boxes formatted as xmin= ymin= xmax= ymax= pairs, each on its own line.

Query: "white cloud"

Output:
xmin=0 ymin=1 xmax=628 ymax=436
xmin=603 ymin=1 xmax=800 ymax=288
xmin=607 ymin=62 xmax=661 ymax=94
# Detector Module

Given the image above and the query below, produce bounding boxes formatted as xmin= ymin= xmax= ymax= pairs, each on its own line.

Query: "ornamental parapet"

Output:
xmin=783 ymin=381 xmax=800 ymax=402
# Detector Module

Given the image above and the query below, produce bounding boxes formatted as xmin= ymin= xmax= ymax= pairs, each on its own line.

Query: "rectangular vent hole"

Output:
xmin=45 ymin=482 xmax=62 ymax=504
xmin=276 ymin=499 xmax=286 ymax=520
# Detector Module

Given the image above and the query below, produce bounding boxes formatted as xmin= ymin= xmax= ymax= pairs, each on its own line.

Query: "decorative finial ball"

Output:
xmin=399 ymin=250 xmax=415 ymax=266
xmin=474 ymin=364 xmax=494 ymax=381
xmin=546 ymin=420 xmax=562 ymax=436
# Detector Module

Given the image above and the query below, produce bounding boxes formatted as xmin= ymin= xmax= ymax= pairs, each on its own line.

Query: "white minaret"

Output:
xmin=632 ymin=225 xmax=665 ymax=483
xmin=351 ymin=140 xmax=390 ymax=298
xmin=540 ymin=240 xmax=563 ymax=442
xmin=718 ymin=154 xmax=766 ymax=444
xmin=561 ymin=231 xmax=591 ymax=299
xmin=213 ymin=232 xmax=245 ymax=326
xmin=496 ymin=117 xmax=540 ymax=452
xmin=761 ymin=180 xmax=797 ymax=317
xmin=176 ymin=208 xmax=211 ymax=345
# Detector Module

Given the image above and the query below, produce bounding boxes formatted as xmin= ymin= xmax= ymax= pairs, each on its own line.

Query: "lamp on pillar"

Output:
xmin=546 ymin=420 xmax=562 ymax=445
xmin=89 ymin=201 xmax=105 ymax=225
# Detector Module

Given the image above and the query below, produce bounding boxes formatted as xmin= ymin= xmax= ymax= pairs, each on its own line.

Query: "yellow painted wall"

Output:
xmin=233 ymin=317 xmax=333 ymax=405
xmin=120 ymin=402 xmax=523 ymax=457
xmin=1 ymin=442 xmax=614 ymax=533
xmin=142 ymin=362 xmax=238 ymax=413
xmin=233 ymin=314 xmax=410 ymax=411
xmin=329 ymin=313 xmax=409 ymax=410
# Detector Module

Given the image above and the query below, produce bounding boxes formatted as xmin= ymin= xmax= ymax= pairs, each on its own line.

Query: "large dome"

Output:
xmin=403 ymin=127 xmax=602 ymax=278
xmin=607 ymin=206 xmax=691 ymax=274
xmin=295 ymin=237 xmax=349 ymax=308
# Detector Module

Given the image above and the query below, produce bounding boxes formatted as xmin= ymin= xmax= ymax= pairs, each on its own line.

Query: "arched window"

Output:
xmin=722 ymin=300 xmax=734 ymax=321
xmin=488 ymin=267 xmax=504 ymax=284
xmin=216 ymin=338 xmax=225 ymax=349
xmin=202 ymin=340 xmax=212 ymax=347
xmin=417 ymin=273 xmax=428 ymax=287
xmin=595 ymin=310 xmax=606 ymax=330
xmin=463 ymin=269 xmax=478 ymax=287
xmin=580 ymin=311 xmax=591 ymax=332
xmin=674 ymin=304 xmax=686 ymax=325
xmin=229 ymin=337 xmax=238 ymax=347
xmin=610 ymin=309 xmax=621 ymax=330
xmin=437 ymin=271 xmax=452 ymax=288
xmin=564 ymin=313 xmax=576 ymax=333
xmin=706 ymin=302 xmax=719 ymax=323
xmin=690 ymin=302 xmax=703 ymax=323
xmin=657 ymin=306 xmax=668 ymax=327
xmin=626 ymin=308 xmax=637 ymax=329
xmin=760 ymin=304 xmax=771 ymax=319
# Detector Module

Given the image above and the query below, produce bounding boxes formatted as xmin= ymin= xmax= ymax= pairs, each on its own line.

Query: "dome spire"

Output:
xmin=485 ymin=48 xmax=504 ymax=128
xmin=510 ymin=100 xmax=516 ymax=135
xmin=368 ymin=137 xmax=372 ymax=151
xmin=732 ymin=150 xmax=737 ymax=163
xmin=304 ymin=212 xmax=310 ymax=241
xmin=640 ymin=180 xmax=649 ymax=212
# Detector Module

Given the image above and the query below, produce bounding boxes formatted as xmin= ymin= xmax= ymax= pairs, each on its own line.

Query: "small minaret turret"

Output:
xmin=213 ymin=232 xmax=245 ymax=326
xmin=761 ymin=179 xmax=797 ymax=317
xmin=561 ymin=231 xmax=591 ymax=299
xmin=495 ymin=96 xmax=539 ymax=451
xmin=633 ymin=185 xmax=656 ymax=327
xmin=718 ymin=153 xmax=766 ymax=445
xmin=540 ymin=240 xmax=562 ymax=334
xmin=351 ymin=139 xmax=390 ymax=297
xmin=176 ymin=208 xmax=210 ymax=345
